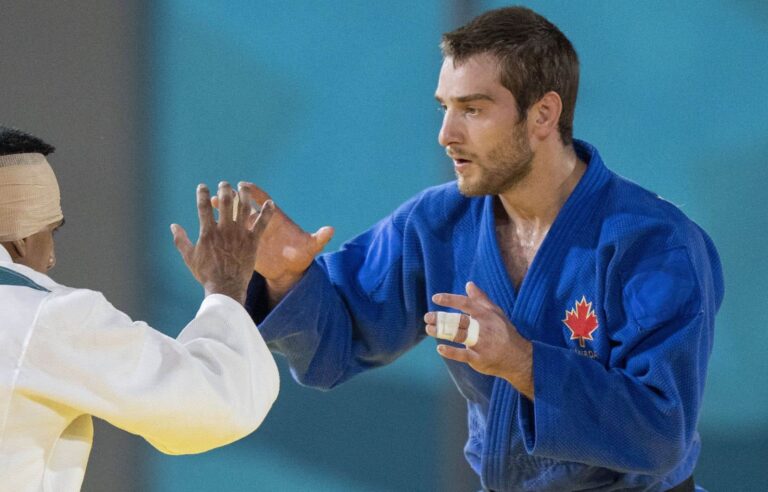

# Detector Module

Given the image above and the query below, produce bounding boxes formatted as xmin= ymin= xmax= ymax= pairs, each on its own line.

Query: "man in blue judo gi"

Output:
xmin=238 ymin=6 xmax=723 ymax=491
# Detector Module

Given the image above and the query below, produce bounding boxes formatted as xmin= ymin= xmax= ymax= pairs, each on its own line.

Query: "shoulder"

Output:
xmin=0 ymin=262 xmax=56 ymax=293
xmin=597 ymin=174 xmax=724 ymax=323
xmin=0 ymin=265 xmax=121 ymax=338
xmin=599 ymin=173 xmax=715 ymax=257
xmin=40 ymin=285 xmax=120 ymax=329
xmin=389 ymin=181 xmax=480 ymax=233
xmin=572 ymin=140 xmax=707 ymax=250
xmin=343 ymin=181 xmax=474 ymax=250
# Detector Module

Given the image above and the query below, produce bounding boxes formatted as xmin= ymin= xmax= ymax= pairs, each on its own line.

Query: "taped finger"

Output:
xmin=435 ymin=311 xmax=461 ymax=341
xmin=464 ymin=317 xmax=479 ymax=347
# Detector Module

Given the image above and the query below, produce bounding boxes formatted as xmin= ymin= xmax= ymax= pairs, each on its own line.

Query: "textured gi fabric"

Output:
xmin=247 ymin=140 xmax=723 ymax=491
xmin=0 ymin=246 xmax=279 ymax=492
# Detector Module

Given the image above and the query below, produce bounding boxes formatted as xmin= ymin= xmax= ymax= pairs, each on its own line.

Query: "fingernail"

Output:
xmin=432 ymin=294 xmax=440 ymax=302
xmin=170 ymin=224 xmax=177 ymax=233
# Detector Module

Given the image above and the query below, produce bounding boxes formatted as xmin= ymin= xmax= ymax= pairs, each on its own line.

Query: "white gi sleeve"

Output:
xmin=17 ymin=288 xmax=279 ymax=455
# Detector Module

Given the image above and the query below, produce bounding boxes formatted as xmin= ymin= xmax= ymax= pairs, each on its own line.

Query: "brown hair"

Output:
xmin=441 ymin=6 xmax=579 ymax=145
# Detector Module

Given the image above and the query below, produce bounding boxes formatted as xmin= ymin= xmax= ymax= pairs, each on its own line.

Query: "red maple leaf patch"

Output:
xmin=563 ymin=296 xmax=599 ymax=347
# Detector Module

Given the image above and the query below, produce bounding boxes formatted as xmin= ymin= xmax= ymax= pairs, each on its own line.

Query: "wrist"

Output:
xmin=204 ymin=283 xmax=247 ymax=306
xmin=501 ymin=339 xmax=534 ymax=400
xmin=265 ymin=273 xmax=302 ymax=307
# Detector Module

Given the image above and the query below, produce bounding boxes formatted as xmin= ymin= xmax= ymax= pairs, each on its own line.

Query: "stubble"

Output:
xmin=457 ymin=121 xmax=533 ymax=196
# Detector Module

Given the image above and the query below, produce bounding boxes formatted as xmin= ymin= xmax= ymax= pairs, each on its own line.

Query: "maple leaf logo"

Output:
xmin=563 ymin=296 xmax=599 ymax=347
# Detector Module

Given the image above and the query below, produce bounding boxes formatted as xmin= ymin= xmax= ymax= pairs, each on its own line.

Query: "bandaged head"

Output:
xmin=0 ymin=153 xmax=63 ymax=242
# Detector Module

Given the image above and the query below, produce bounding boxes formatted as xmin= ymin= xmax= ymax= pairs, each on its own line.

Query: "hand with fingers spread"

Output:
xmin=425 ymin=281 xmax=535 ymax=400
xmin=171 ymin=181 xmax=275 ymax=305
xmin=218 ymin=181 xmax=334 ymax=307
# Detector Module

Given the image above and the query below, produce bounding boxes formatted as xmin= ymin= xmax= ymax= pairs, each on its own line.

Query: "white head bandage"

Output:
xmin=435 ymin=312 xmax=480 ymax=347
xmin=0 ymin=153 xmax=63 ymax=242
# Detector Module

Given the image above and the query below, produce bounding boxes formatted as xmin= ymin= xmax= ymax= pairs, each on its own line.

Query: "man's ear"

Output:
xmin=10 ymin=239 xmax=27 ymax=258
xmin=529 ymin=91 xmax=563 ymax=141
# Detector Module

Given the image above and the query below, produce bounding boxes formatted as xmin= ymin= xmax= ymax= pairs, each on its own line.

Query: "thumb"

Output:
xmin=311 ymin=226 xmax=335 ymax=253
xmin=466 ymin=281 xmax=491 ymax=303
xmin=250 ymin=200 xmax=276 ymax=239
xmin=170 ymin=224 xmax=193 ymax=262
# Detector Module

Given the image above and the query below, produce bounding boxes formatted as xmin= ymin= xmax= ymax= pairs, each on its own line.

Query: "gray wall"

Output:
xmin=0 ymin=2 xmax=145 ymax=490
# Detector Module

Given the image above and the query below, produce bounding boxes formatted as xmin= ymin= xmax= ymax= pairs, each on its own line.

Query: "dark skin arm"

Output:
xmin=171 ymin=181 xmax=275 ymax=305
xmin=212 ymin=181 xmax=334 ymax=308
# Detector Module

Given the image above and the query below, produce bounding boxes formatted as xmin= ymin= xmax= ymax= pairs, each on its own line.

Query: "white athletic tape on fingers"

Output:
xmin=232 ymin=193 xmax=240 ymax=221
xmin=232 ymin=193 xmax=262 ymax=221
xmin=435 ymin=312 xmax=460 ymax=341
xmin=464 ymin=317 xmax=479 ymax=347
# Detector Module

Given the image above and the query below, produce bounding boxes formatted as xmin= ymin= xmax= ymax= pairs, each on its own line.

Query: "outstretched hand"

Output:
xmin=213 ymin=181 xmax=334 ymax=306
xmin=424 ymin=281 xmax=534 ymax=400
xmin=171 ymin=181 xmax=275 ymax=305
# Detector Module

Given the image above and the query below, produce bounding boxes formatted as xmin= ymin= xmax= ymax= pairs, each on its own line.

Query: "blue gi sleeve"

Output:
xmin=245 ymin=211 xmax=428 ymax=389
xmin=518 ymin=243 xmax=724 ymax=475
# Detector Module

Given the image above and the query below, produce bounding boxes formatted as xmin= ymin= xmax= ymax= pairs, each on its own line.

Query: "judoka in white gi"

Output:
xmin=0 ymin=127 xmax=280 ymax=491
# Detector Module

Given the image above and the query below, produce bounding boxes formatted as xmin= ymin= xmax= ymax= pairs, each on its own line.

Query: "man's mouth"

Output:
xmin=453 ymin=158 xmax=472 ymax=173
xmin=446 ymin=148 xmax=475 ymax=173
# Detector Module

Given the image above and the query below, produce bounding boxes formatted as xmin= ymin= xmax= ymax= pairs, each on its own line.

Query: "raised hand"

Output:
xmin=171 ymin=182 xmax=275 ymax=305
xmin=424 ymin=281 xmax=534 ymax=399
xmin=223 ymin=182 xmax=334 ymax=306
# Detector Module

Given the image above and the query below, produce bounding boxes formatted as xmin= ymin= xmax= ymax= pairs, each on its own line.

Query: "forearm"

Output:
xmin=519 ymin=337 xmax=703 ymax=474
xmin=499 ymin=339 xmax=534 ymax=400
xmin=33 ymin=291 xmax=279 ymax=455
xmin=254 ymin=261 xmax=424 ymax=389
xmin=253 ymin=263 xmax=365 ymax=388
xmin=204 ymin=281 xmax=247 ymax=305
xmin=265 ymin=273 xmax=302 ymax=309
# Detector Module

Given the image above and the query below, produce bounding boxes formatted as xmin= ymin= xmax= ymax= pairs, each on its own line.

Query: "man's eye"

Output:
xmin=465 ymin=107 xmax=480 ymax=116
xmin=437 ymin=105 xmax=447 ymax=113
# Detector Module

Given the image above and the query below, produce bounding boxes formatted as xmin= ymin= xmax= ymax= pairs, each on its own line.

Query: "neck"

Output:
xmin=497 ymin=143 xmax=585 ymax=230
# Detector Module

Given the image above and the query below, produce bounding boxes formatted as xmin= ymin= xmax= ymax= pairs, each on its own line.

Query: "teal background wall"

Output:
xmin=145 ymin=1 xmax=767 ymax=490
xmin=144 ymin=1 xmax=471 ymax=490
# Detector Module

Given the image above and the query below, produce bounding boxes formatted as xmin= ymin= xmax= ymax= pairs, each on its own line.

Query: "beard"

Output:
xmin=455 ymin=121 xmax=533 ymax=196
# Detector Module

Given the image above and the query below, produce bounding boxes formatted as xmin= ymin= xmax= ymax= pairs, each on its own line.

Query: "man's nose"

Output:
xmin=438 ymin=111 xmax=463 ymax=147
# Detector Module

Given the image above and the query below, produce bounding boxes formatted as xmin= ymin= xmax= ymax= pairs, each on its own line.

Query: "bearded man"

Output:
xmin=239 ymin=7 xmax=723 ymax=491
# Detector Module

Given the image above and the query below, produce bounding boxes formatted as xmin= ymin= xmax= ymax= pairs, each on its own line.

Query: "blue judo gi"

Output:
xmin=246 ymin=140 xmax=724 ymax=491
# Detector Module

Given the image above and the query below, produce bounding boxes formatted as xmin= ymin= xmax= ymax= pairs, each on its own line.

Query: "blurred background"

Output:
xmin=2 ymin=0 xmax=767 ymax=490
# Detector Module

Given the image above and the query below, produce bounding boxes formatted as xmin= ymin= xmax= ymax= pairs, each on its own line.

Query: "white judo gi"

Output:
xmin=0 ymin=246 xmax=279 ymax=491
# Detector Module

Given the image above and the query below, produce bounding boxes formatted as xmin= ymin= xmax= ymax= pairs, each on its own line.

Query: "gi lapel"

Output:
xmin=478 ymin=140 xmax=612 ymax=488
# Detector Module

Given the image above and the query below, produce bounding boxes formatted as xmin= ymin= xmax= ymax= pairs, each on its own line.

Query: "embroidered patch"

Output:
xmin=563 ymin=296 xmax=598 ymax=347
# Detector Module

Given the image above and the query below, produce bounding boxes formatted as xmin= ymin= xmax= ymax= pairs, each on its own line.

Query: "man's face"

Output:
xmin=20 ymin=220 xmax=62 ymax=273
xmin=435 ymin=53 xmax=533 ymax=196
